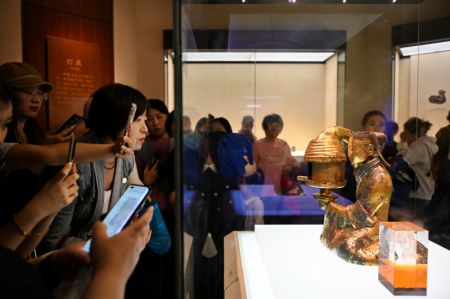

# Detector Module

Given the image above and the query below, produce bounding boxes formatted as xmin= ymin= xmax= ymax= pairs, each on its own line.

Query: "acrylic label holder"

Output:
xmin=379 ymin=221 xmax=428 ymax=296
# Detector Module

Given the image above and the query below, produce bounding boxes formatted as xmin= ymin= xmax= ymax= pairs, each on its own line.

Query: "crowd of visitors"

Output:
xmin=0 ymin=60 xmax=449 ymax=299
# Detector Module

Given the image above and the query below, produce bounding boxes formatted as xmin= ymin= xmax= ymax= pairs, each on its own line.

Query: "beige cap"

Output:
xmin=0 ymin=62 xmax=52 ymax=92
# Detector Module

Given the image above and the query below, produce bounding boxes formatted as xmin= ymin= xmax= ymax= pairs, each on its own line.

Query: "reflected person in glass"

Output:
xmin=253 ymin=113 xmax=300 ymax=196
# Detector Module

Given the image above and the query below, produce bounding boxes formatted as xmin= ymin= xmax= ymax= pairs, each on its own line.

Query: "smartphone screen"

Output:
xmin=66 ymin=136 xmax=77 ymax=163
xmin=83 ymin=185 xmax=150 ymax=252
xmin=56 ymin=114 xmax=84 ymax=134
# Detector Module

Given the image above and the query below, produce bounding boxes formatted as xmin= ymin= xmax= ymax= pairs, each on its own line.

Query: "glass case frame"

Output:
xmin=172 ymin=1 xmax=450 ymax=298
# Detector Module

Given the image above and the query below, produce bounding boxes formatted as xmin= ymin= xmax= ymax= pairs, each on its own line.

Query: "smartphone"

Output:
xmin=150 ymin=151 xmax=161 ymax=167
xmin=123 ymin=103 xmax=137 ymax=137
xmin=56 ymin=114 xmax=84 ymax=134
xmin=66 ymin=136 xmax=77 ymax=163
xmin=83 ymin=185 xmax=151 ymax=252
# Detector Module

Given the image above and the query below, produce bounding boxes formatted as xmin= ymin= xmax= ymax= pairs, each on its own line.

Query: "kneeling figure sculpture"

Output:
xmin=303 ymin=127 xmax=392 ymax=265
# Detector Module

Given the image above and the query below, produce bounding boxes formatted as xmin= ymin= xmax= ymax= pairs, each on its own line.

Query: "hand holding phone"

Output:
xmin=83 ymin=185 xmax=150 ymax=252
xmin=123 ymin=103 xmax=137 ymax=138
xmin=143 ymin=160 xmax=159 ymax=186
xmin=56 ymin=114 xmax=84 ymax=134
xmin=117 ymin=103 xmax=137 ymax=154
xmin=31 ymin=162 xmax=80 ymax=217
xmin=66 ymin=136 xmax=77 ymax=163
xmin=112 ymin=135 xmax=136 ymax=158
xmin=88 ymin=205 xmax=153 ymax=281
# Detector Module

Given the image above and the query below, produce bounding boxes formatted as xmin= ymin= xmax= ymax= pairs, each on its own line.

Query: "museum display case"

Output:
xmin=223 ymin=225 xmax=448 ymax=298
xmin=173 ymin=0 xmax=450 ymax=298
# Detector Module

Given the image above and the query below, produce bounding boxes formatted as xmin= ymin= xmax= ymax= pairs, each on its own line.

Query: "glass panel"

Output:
xmin=414 ymin=0 xmax=450 ymax=249
xmin=177 ymin=1 xmax=450 ymax=298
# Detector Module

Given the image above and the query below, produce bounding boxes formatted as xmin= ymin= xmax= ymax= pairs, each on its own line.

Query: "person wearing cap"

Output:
xmin=0 ymin=62 xmax=75 ymax=145
xmin=0 ymin=62 xmax=80 ymax=233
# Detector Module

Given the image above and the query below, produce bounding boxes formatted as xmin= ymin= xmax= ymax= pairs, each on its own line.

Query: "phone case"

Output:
xmin=56 ymin=114 xmax=84 ymax=134
xmin=82 ymin=185 xmax=150 ymax=252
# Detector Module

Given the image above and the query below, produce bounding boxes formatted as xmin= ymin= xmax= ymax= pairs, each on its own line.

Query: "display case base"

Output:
xmin=379 ymin=275 xmax=426 ymax=296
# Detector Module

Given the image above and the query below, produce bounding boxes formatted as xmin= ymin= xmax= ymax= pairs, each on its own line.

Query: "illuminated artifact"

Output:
xmin=303 ymin=127 xmax=392 ymax=265
xmin=300 ymin=126 xmax=351 ymax=208
xmin=379 ymin=222 xmax=428 ymax=295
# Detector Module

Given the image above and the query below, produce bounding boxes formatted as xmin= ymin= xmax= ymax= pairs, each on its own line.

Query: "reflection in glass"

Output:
xmin=177 ymin=1 xmax=450 ymax=297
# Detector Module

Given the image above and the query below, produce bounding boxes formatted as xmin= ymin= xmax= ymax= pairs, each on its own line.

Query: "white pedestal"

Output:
xmin=225 ymin=225 xmax=450 ymax=299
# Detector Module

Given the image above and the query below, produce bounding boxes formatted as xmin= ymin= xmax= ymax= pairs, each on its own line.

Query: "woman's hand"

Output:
xmin=45 ymin=124 xmax=78 ymax=144
xmin=0 ymin=163 xmax=79 ymax=254
xmin=113 ymin=135 xmax=136 ymax=158
xmin=89 ymin=206 xmax=153 ymax=281
xmin=143 ymin=160 xmax=159 ymax=186
xmin=29 ymin=162 xmax=79 ymax=219
xmin=243 ymin=155 xmax=257 ymax=176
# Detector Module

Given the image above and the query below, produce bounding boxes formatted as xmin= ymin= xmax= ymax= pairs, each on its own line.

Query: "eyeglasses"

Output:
xmin=17 ymin=87 xmax=49 ymax=101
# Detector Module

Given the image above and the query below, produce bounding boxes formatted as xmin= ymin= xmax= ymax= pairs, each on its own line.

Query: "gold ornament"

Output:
xmin=301 ymin=127 xmax=392 ymax=265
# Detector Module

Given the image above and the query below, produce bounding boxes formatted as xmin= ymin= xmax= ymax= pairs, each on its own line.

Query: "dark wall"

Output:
xmin=392 ymin=16 xmax=450 ymax=46
xmin=22 ymin=0 xmax=113 ymax=130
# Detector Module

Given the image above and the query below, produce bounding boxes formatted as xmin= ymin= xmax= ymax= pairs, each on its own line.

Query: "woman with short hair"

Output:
xmin=253 ymin=113 xmax=299 ymax=195
xmin=43 ymin=83 xmax=148 ymax=251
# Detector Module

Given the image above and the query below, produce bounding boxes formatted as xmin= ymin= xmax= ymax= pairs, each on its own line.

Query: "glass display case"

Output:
xmin=173 ymin=1 xmax=450 ymax=298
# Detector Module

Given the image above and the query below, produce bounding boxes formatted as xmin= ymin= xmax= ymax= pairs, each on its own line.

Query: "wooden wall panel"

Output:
xmin=24 ymin=0 xmax=112 ymax=22
xmin=22 ymin=0 xmax=113 ymax=130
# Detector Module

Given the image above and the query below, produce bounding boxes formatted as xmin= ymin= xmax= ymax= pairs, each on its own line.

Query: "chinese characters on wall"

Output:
xmin=47 ymin=37 xmax=101 ymax=130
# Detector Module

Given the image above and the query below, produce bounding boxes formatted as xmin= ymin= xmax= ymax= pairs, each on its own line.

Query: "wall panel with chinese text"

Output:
xmin=22 ymin=0 xmax=113 ymax=131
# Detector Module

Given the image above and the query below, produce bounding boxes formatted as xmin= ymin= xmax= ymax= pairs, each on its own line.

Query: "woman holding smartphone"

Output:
xmin=137 ymin=99 xmax=173 ymax=211
xmin=43 ymin=83 xmax=148 ymax=251
xmin=0 ymin=62 xmax=76 ymax=145
xmin=0 ymin=82 xmax=136 ymax=232
xmin=1 ymin=83 xmax=153 ymax=299
xmin=0 ymin=62 xmax=81 ymax=229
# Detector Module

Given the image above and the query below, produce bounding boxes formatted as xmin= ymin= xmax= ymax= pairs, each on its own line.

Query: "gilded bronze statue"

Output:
xmin=303 ymin=127 xmax=392 ymax=265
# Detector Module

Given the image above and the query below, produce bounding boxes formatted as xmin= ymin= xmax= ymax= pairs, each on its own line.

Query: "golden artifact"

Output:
xmin=303 ymin=127 xmax=392 ymax=265
xmin=301 ymin=126 xmax=352 ymax=208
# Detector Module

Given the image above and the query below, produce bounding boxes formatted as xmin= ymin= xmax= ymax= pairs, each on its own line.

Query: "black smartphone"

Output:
xmin=150 ymin=151 xmax=160 ymax=168
xmin=56 ymin=114 xmax=84 ymax=134
xmin=66 ymin=136 xmax=77 ymax=163
xmin=82 ymin=185 xmax=150 ymax=252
